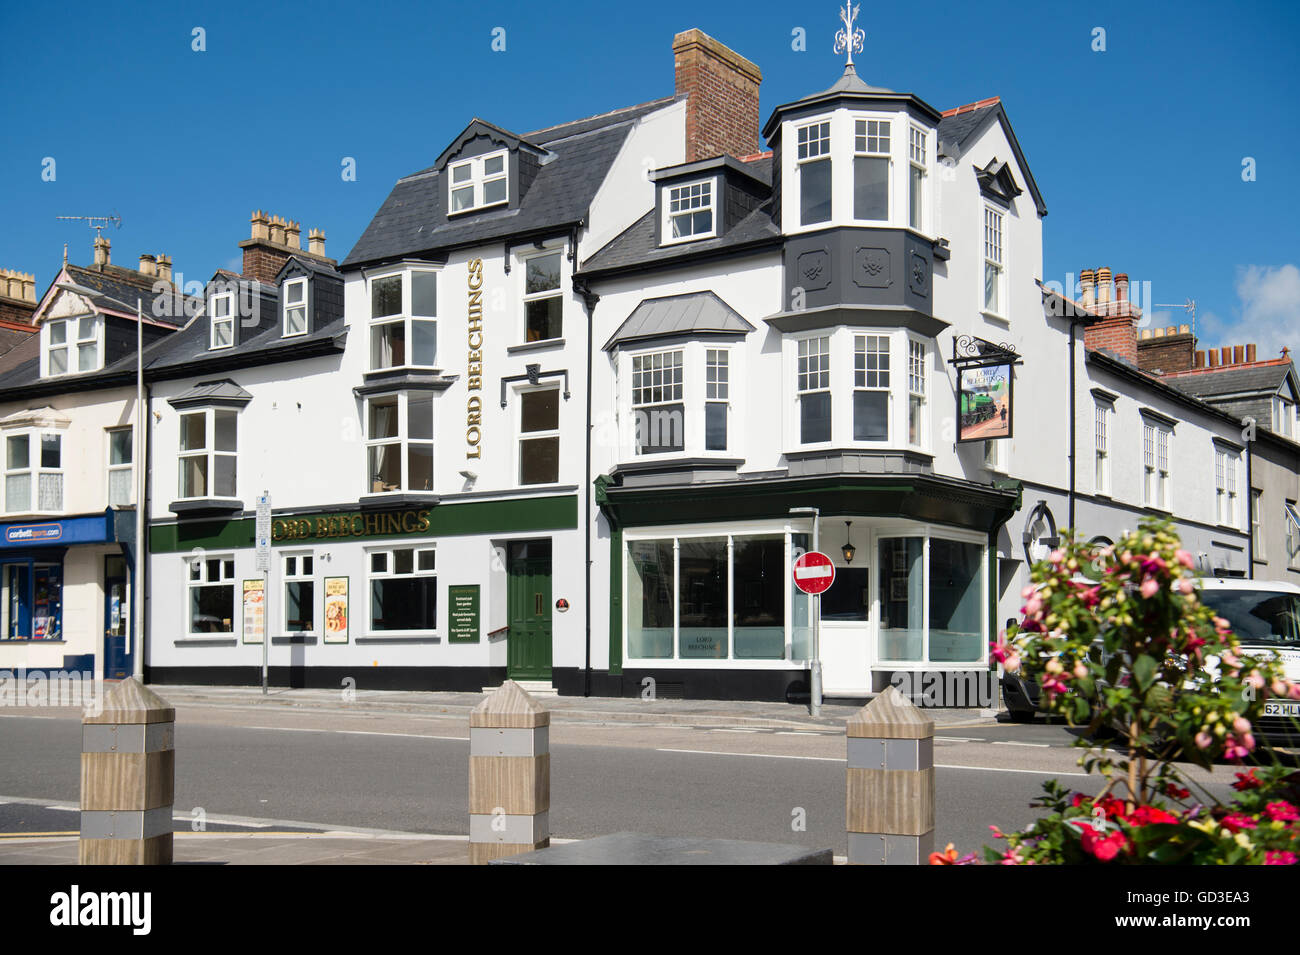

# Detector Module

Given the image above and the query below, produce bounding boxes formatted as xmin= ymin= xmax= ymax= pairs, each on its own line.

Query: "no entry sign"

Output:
xmin=793 ymin=551 xmax=836 ymax=595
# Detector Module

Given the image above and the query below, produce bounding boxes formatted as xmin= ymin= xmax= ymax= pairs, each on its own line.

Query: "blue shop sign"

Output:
xmin=0 ymin=512 xmax=117 ymax=550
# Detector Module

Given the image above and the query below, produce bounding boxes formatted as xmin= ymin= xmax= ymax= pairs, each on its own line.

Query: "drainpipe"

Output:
xmin=1068 ymin=319 xmax=1077 ymax=532
xmin=574 ymin=272 xmax=599 ymax=698
xmin=1246 ymin=440 xmax=1254 ymax=578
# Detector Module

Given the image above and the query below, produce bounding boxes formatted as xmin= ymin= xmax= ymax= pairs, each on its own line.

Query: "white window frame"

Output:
xmin=983 ymin=206 xmax=1006 ymax=318
xmin=907 ymin=338 xmax=928 ymax=449
xmin=704 ymin=347 xmax=730 ymax=452
xmin=796 ymin=334 xmax=833 ymax=446
xmin=1094 ymin=400 xmax=1112 ymax=495
xmin=517 ymin=385 xmax=561 ymax=486
xmin=448 ymin=149 xmax=508 ymax=214
xmin=282 ymin=277 xmax=308 ymax=337
xmin=366 ymin=545 xmax=438 ymax=637
xmin=851 ymin=117 xmax=892 ymax=223
xmin=796 ymin=120 xmax=833 ymax=227
xmin=107 ymin=426 xmax=133 ymax=508
xmin=630 ymin=347 xmax=686 ymax=456
xmin=282 ymin=552 xmax=316 ymax=635
xmin=852 ymin=333 xmax=891 ymax=444
xmin=364 ymin=392 xmax=434 ymax=494
xmin=187 ymin=554 xmax=236 ymax=637
xmin=1142 ymin=421 xmax=1172 ymax=511
xmin=209 ymin=292 xmax=235 ymax=350
xmin=177 ymin=408 xmax=238 ymax=501
xmin=521 ymin=249 xmax=564 ymax=343
xmin=1252 ymin=488 xmax=1264 ymax=560
xmin=908 ymin=125 xmax=928 ymax=233
xmin=1273 ymin=395 xmax=1295 ymax=438
xmin=3 ymin=429 xmax=63 ymax=514
xmin=662 ymin=179 xmax=717 ymax=244
xmin=367 ymin=268 xmax=440 ymax=371
xmin=1215 ymin=447 xmax=1240 ymax=529
xmin=983 ymin=439 xmax=1006 ymax=472
xmin=1286 ymin=502 xmax=1300 ymax=570
xmin=42 ymin=315 xmax=103 ymax=376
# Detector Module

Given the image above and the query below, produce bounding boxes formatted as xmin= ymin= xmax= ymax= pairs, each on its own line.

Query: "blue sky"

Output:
xmin=2 ymin=0 xmax=1297 ymax=354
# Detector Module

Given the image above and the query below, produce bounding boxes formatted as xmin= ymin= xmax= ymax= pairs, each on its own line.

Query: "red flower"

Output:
xmin=1164 ymin=783 xmax=1191 ymax=800
xmin=1128 ymin=805 xmax=1180 ymax=826
xmin=1266 ymin=851 xmax=1298 ymax=865
xmin=1219 ymin=813 xmax=1258 ymax=833
xmin=1081 ymin=827 xmax=1128 ymax=862
xmin=1264 ymin=801 xmax=1299 ymax=823
xmin=1232 ymin=770 xmax=1262 ymax=791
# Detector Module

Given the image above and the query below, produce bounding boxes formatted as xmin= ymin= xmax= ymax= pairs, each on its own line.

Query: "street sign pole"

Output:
xmin=255 ymin=491 xmax=271 ymax=696
xmin=811 ymin=521 xmax=822 ymax=719
xmin=792 ymin=532 xmax=834 ymax=720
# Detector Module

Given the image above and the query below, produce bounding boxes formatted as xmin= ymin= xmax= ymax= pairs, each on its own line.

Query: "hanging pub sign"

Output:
xmin=950 ymin=335 xmax=1021 ymax=443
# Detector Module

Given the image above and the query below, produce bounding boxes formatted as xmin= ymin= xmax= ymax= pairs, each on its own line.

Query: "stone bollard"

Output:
xmin=846 ymin=685 xmax=935 ymax=865
xmin=80 ymin=678 xmax=175 ymax=865
xmin=468 ymin=680 xmax=550 ymax=865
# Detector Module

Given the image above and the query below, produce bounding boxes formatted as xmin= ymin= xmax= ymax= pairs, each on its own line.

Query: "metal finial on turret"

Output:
xmin=834 ymin=2 xmax=865 ymax=70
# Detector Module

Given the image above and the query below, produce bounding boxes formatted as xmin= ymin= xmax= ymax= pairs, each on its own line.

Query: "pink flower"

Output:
xmin=1290 ymin=683 xmax=1300 ymax=701
xmin=1266 ymin=851 xmax=1298 ymax=865
xmin=1140 ymin=576 xmax=1160 ymax=599
xmin=1049 ymin=549 xmax=1065 ymax=566
xmin=1272 ymin=680 xmax=1289 ymax=698
xmin=1264 ymin=801 xmax=1299 ymax=823
xmin=1246 ymin=672 xmax=1265 ymax=690
xmin=999 ymin=846 xmax=1026 ymax=865
xmin=1177 ymin=578 xmax=1195 ymax=595
xmin=1021 ymin=585 xmax=1037 ymax=600
xmin=1176 ymin=550 xmax=1195 ymax=569
xmin=1219 ymin=813 xmax=1257 ymax=833
xmin=1041 ymin=674 xmax=1069 ymax=698
xmin=1081 ymin=827 xmax=1128 ymax=862
xmin=1073 ymin=661 xmax=1088 ymax=679
xmin=1195 ymin=731 xmax=1213 ymax=750
xmin=1233 ymin=716 xmax=1251 ymax=735
xmin=1023 ymin=594 xmax=1044 ymax=618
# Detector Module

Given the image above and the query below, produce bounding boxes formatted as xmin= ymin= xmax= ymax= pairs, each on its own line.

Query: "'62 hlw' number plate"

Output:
xmin=1263 ymin=700 xmax=1300 ymax=717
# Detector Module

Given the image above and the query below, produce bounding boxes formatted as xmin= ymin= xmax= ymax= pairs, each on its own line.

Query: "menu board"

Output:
xmin=324 ymin=577 xmax=349 ymax=644
xmin=242 ymin=580 xmax=265 ymax=644
xmin=448 ymin=585 xmax=480 ymax=644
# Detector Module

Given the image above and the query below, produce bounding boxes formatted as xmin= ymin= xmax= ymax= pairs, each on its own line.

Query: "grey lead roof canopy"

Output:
xmin=166 ymin=378 xmax=253 ymax=407
xmin=603 ymin=291 xmax=755 ymax=351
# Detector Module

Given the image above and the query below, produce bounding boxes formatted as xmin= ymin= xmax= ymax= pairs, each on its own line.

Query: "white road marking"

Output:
xmin=0 ymin=714 xmax=57 ymax=719
xmin=709 ymin=728 xmax=760 ymax=734
xmin=935 ymin=736 xmax=981 ymax=742
xmin=937 ymin=764 xmax=1090 ymax=777
xmin=656 ymin=748 xmax=1091 ymax=777
xmin=240 ymin=725 xmax=465 ymax=741
xmin=992 ymin=741 xmax=1051 ymax=748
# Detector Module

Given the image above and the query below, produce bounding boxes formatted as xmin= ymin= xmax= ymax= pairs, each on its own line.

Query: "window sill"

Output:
xmin=354 ymin=370 xmax=457 ymax=397
xmin=447 ymin=201 xmax=508 ymax=218
xmin=507 ymin=338 xmax=565 ymax=356
xmin=170 ymin=499 xmax=244 ymax=516
xmin=358 ymin=492 xmax=439 ymax=511
xmin=659 ymin=233 xmax=718 ymax=248
xmin=272 ymin=635 xmax=318 ymax=645
xmin=356 ymin=634 xmax=441 ymax=644
xmin=174 ymin=636 xmax=237 ymax=646
xmin=0 ymin=639 xmax=67 ymax=645
xmin=980 ymin=310 xmax=1010 ymax=326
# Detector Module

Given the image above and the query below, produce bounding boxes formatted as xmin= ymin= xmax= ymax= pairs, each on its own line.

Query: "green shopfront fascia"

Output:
xmin=598 ymin=475 xmax=1020 ymax=701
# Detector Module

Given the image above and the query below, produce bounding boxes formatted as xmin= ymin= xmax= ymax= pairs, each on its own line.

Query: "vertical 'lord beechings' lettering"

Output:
xmin=466 ymin=258 xmax=484 ymax=459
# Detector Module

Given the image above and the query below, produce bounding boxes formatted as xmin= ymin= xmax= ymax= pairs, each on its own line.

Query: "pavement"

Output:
xmin=0 ymin=682 xmax=999 ymax=865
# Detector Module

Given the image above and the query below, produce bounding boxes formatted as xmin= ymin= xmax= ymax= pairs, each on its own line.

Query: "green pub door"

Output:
xmin=507 ymin=539 xmax=553 ymax=680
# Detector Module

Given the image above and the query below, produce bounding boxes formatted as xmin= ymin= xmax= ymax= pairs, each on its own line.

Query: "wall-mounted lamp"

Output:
xmin=842 ymin=520 xmax=856 ymax=564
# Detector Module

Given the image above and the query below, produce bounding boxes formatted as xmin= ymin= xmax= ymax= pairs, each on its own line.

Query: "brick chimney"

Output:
xmin=1137 ymin=322 xmax=1195 ymax=374
xmin=93 ymin=235 xmax=111 ymax=268
xmin=0 ymin=268 xmax=37 ymax=325
xmin=156 ymin=254 xmax=173 ymax=284
xmin=239 ymin=209 xmax=334 ymax=283
xmin=1082 ymin=266 xmax=1138 ymax=364
xmin=673 ymin=29 xmax=762 ymax=162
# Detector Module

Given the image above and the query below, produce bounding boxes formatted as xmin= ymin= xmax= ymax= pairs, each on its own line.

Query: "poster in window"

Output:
xmin=324 ymin=577 xmax=349 ymax=644
xmin=958 ymin=363 xmax=1013 ymax=442
xmin=890 ymin=577 xmax=908 ymax=602
xmin=242 ymin=580 xmax=265 ymax=645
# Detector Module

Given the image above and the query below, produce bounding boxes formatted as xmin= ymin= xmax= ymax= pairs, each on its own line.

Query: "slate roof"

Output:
xmin=341 ymin=96 xmax=681 ymax=270
xmin=167 ymin=378 xmax=254 ymax=403
xmin=603 ymin=290 xmax=756 ymax=351
xmin=1164 ymin=363 xmax=1294 ymax=400
xmin=937 ymin=100 xmax=1047 ymax=217
xmin=61 ymin=264 xmax=191 ymax=327
xmin=580 ymin=202 xmax=782 ymax=275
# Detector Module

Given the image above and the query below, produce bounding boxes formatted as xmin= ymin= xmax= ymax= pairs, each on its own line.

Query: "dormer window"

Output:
xmin=209 ymin=292 xmax=234 ymax=349
xmin=42 ymin=316 xmax=101 ymax=376
xmin=852 ymin=119 xmax=890 ymax=221
xmin=449 ymin=150 xmax=508 ymax=213
xmin=797 ymin=121 xmax=832 ymax=226
xmin=1273 ymin=395 xmax=1295 ymax=438
xmin=283 ymin=278 xmax=307 ymax=336
xmin=664 ymin=181 xmax=716 ymax=242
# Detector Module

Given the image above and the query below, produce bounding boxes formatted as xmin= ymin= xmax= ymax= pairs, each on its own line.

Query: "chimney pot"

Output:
xmin=1114 ymin=272 xmax=1129 ymax=302
xmin=1140 ymin=329 xmax=1151 ymax=340
xmin=308 ymin=228 xmax=327 ymax=256
xmin=1247 ymin=344 xmax=1257 ymax=363
xmin=93 ymin=236 xmax=111 ymax=267
xmin=1179 ymin=324 xmax=1190 ymax=335
xmin=1154 ymin=326 xmax=1165 ymax=338
xmin=269 ymin=217 xmax=286 ymax=245
xmin=250 ymin=210 xmax=270 ymax=241
xmin=156 ymin=254 xmax=172 ymax=283
xmin=1220 ymin=346 xmax=1232 ymax=365
xmin=1194 ymin=350 xmax=1205 ymax=368
xmin=1096 ymin=267 xmax=1112 ymax=306
xmin=138 ymin=253 xmax=156 ymax=277
xmin=285 ymin=221 xmax=301 ymax=250
xmin=1208 ymin=350 xmax=1219 ymax=367
xmin=1233 ymin=345 xmax=1245 ymax=364
xmin=1080 ymin=268 xmax=1095 ymax=308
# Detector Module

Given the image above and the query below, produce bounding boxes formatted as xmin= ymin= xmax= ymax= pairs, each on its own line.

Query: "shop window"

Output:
xmin=877 ymin=535 xmax=985 ymax=664
xmin=732 ymin=536 xmax=785 ymax=658
xmin=627 ymin=539 xmax=674 ymax=659
xmin=178 ymin=409 xmax=238 ymax=499
xmin=822 ymin=566 xmax=870 ymax=621
xmin=284 ymin=554 xmax=315 ymax=633
xmin=678 ymin=537 xmax=728 ymax=659
xmin=518 ymin=388 xmax=560 ymax=485
xmin=107 ymin=427 xmax=133 ymax=507
xmin=878 ymin=537 xmax=924 ymax=661
xmin=368 ymin=546 xmax=436 ymax=633
xmin=189 ymin=556 xmax=235 ymax=635
xmin=365 ymin=393 xmax=434 ymax=493
xmin=523 ymin=251 xmax=563 ymax=342
xmin=369 ymin=270 xmax=438 ymax=370
xmin=1 ymin=563 xmax=61 ymax=640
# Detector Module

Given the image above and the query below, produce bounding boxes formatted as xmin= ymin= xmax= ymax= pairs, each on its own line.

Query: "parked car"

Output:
xmin=1002 ymin=578 xmax=1300 ymax=742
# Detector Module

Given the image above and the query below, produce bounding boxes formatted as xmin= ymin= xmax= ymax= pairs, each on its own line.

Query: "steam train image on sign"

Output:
xmin=960 ymin=389 xmax=999 ymax=428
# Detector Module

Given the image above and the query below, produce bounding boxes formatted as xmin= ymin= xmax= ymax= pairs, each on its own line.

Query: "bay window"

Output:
xmin=178 ymin=409 xmax=238 ymax=499
xmin=878 ymin=534 xmax=985 ymax=664
xmin=983 ymin=207 xmax=1005 ymax=315
xmin=369 ymin=269 xmax=438 ymax=370
xmin=908 ymin=126 xmax=927 ymax=231
xmin=366 ymin=393 xmax=433 ymax=493
xmin=523 ymin=252 xmax=563 ymax=342
xmin=705 ymin=348 xmax=729 ymax=451
xmin=797 ymin=121 xmax=832 ymax=226
xmin=189 ymin=555 xmax=235 ymax=635
xmin=4 ymin=432 xmax=62 ymax=513
xmin=853 ymin=118 xmax=890 ymax=221
xmin=797 ymin=335 xmax=832 ymax=443
xmin=664 ymin=180 xmax=716 ymax=241
xmin=369 ymin=546 xmax=436 ymax=633
xmin=632 ymin=349 xmax=685 ymax=454
xmin=853 ymin=334 xmax=890 ymax=441
xmin=519 ymin=388 xmax=560 ymax=485
xmin=449 ymin=150 xmax=507 ymax=213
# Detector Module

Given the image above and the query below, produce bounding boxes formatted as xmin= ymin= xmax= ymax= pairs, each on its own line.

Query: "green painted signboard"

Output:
xmin=448 ymin=585 xmax=480 ymax=644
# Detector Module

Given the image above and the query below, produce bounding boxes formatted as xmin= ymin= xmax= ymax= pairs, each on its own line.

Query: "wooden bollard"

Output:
xmin=846 ymin=685 xmax=934 ymax=865
xmin=80 ymin=678 xmax=175 ymax=865
xmin=469 ymin=680 xmax=550 ymax=865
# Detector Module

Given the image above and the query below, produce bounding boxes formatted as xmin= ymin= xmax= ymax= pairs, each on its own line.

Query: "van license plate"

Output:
xmin=1264 ymin=701 xmax=1300 ymax=717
